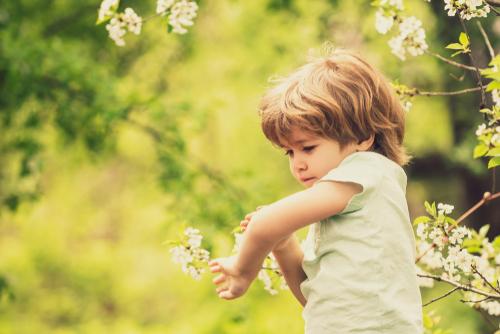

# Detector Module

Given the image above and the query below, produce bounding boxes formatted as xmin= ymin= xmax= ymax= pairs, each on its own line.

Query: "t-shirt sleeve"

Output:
xmin=316 ymin=152 xmax=384 ymax=215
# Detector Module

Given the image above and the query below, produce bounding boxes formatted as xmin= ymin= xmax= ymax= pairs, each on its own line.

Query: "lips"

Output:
xmin=300 ymin=177 xmax=315 ymax=183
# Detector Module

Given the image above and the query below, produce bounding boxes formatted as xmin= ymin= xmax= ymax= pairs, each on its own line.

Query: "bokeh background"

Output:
xmin=0 ymin=0 xmax=499 ymax=333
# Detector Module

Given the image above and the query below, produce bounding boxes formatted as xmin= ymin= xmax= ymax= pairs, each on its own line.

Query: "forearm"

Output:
xmin=272 ymin=235 xmax=307 ymax=307
xmin=234 ymin=224 xmax=277 ymax=280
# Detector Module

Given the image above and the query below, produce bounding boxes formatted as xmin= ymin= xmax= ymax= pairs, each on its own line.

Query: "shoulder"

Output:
xmin=337 ymin=151 xmax=407 ymax=187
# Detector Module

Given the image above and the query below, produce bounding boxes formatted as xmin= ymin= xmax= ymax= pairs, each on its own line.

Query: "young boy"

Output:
xmin=209 ymin=49 xmax=422 ymax=333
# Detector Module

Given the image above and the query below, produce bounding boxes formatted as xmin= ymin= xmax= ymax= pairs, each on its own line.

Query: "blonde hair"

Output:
xmin=258 ymin=49 xmax=411 ymax=166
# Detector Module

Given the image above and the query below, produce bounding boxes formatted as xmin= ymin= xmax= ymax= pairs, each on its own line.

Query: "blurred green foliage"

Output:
xmin=0 ymin=0 xmax=497 ymax=333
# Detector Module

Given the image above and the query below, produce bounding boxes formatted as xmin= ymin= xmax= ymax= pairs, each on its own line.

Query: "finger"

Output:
xmin=210 ymin=265 xmax=222 ymax=273
xmin=219 ymin=290 xmax=236 ymax=300
xmin=244 ymin=213 xmax=253 ymax=220
xmin=240 ymin=220 xmax=248 ymax=227
xmin=212 ymin=274 xmax=226 ymax=285
xmin=216 ymin=286 xmax=227 ymax=294
xmin=208 ymin=259 xmax=220 ymax=267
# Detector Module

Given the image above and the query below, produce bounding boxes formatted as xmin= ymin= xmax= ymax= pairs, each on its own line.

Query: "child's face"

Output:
xmin=282 ymin=127 xmax=357 ymax=188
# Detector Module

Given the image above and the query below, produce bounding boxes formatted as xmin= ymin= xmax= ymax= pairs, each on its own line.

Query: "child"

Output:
xmin=209 ymin=49 xmax=423 ymax=333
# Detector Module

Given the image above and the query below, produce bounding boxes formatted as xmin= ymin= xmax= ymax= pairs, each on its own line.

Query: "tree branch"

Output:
xmin=425 ymin=50 xmax=479 ymax=72
xmin=410 ymin=86 xmax=484 ymax=97
xmin=472 ymin=265 xmax=500 ymax=295
xmin=476 ymin=21 xmax=495 ymax=60
xmin=417 ymin=274 xmax=500 ymax=299
xmin=458 ymin=17 xmax=487 ymax=107
xmin=423 ymin=287 xmax=460 ymax=306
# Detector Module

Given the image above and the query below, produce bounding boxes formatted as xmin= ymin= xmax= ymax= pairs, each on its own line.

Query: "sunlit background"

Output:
xmin=0 ymin=0 xmax=499 ymax=333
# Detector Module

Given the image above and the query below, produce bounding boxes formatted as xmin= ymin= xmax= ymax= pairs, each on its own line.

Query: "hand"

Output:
xmin=240 ymin=206 xmax=293 ymax=252
xmin=209 ymin=255 xmax=254 ymax=300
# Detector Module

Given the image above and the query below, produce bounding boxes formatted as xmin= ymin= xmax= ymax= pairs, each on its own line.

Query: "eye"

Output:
xmin=284 ymin=150 xmax=293 ymax=156
xmin=303 ymin=145 xmax=316 ymax=152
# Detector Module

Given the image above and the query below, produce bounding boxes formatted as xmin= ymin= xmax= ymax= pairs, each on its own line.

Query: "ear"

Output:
xmin=357 ymin=134 xmax=375 ymax=151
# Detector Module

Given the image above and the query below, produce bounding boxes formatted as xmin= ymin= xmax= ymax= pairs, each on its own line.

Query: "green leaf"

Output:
xmin=479 ymin=224 xmax=490 ymax=237
xmin=413 ymin=216 xmax=432 ymax=225
xmin=451 ymin=50 xmax=463 ymax=57
xmin=486 ymin=80 xmax=500 ymax=92
xmin=488 ymin=156 xmax=500 ymax=169
xmin=486 ymin=147 xmax=500 ymax=157
xmin=473 ymin=143 xmax=489 ymax=158
xmin=424 ymin=201 xmax=437 ymax=217
xmin=463 ymin=239 xmax=481 ymax=247
xmin=423 ymin=313 xmax=434 ymax=329
xmin=459 ymin=32 xmax=469 ymax=47
xmin=492 ymin=236 xmax=500 ymax=252
xmin=445 ymin=43 xmax=463 ymax=50
xmin=444 ymin=216 xmax=457 ymax=226
xmin=489 ymin=55 xmax=500 ymax=68
xmin=466 ymin=246 xmax=482 ymax=253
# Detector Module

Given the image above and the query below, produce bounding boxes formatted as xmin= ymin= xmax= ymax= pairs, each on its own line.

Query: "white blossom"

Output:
xmin=475 ymin=123 xmax=490 ymax=136
xmin=106 ymin=17 xmax=127 ymax=46
xmin=444 ymin=0 xmax=491 ymax=20
xmin=122 ymin=7 xmax=142 ymax=35
xmin=157 ymin=0 xmax=175 ymax=15
xmin=375 ymin=10 xmax=394 ymax=34
xmin=170 ymin=245 xmax=194 ymax=265
xmin=492 ymin=89 xmax=500 ymax=107
xmin=473 ymin=256 xmax=496 ymax=283
xmin=98 ymin=0 xmax=119 ymax=23
xmin=185 ymin=227 xmax=203 ymax=248
xmin=258 ymin=269 xmax=278 ymax=295
xmin=449 ymin=226 xmax=471 ymax=245
xmin=417 ymin=240 xmax=443 ymax=269
xmin=401 ymin=100 xmax=412 ymax=112
xmin=104 ymin=8 xmax=142 ymax=46
xmin=437 ymin=202 xmax=454 ymax=215
xmin=428 ymin=227 xmax=446 ymax=250
xmin=169 ymin=227 xmax=211 ymax=280
xmin=232 ymin=232 xmax=244 ymax=253
xmin=479 ymin=300 xmax=500 ymax=316
xmin=379 ymin=0 xmax=404 ymax=10
xmin=388 ymin=16 xmax=428 ymax=60
xmin=169 ymin=0 xmax=198 ymax=34
xmin=416 ymin=223 xmax=428 ymax=239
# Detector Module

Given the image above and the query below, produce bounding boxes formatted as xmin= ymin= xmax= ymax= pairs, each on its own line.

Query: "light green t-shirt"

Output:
xmin=300 ymin=151 xmax=422 ymax=334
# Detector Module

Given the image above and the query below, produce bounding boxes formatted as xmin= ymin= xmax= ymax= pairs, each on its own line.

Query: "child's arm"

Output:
xmin=209 ymin=181 xmax=361 ymax=300
xmin=272 ymin=235 xmax=307 ymax=307
xmin=241 ymin=210 xmax=307 ymax=307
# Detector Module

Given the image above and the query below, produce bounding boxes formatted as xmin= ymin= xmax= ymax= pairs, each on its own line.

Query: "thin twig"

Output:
xmin=455 ymin=192 xmax=500 ymax=225
xmin=484 ymin=1 xmax=500 ymax=15
xmin=476 ymin=21 xmax=495 ymax=60
xmin=417 ymin=274 xmax=500 ymax=299
xmin=423 ymin=287 xmax=460 ymax=306
xmin=425 ymin=50 xmax=478 ymax=71
xmin=472 ymin=265 xmax=500 ymax=294
xmin=461 ymin=296 xmax=492 ymax=304
xmin=411 ymin=86 xmax=483 ymax=97
xmin=459 ymin=17 xmax=487 ymax=107
xmin=142 ymin=11 xmax=166 ymax=22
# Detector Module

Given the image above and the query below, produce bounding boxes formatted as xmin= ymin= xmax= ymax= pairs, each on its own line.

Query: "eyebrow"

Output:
xmin=281 ymin=139 xmax=314 ymax=148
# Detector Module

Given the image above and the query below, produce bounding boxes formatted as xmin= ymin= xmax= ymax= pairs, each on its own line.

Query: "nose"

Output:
xmin=291 ymin=155 xmax=307 ymax=173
